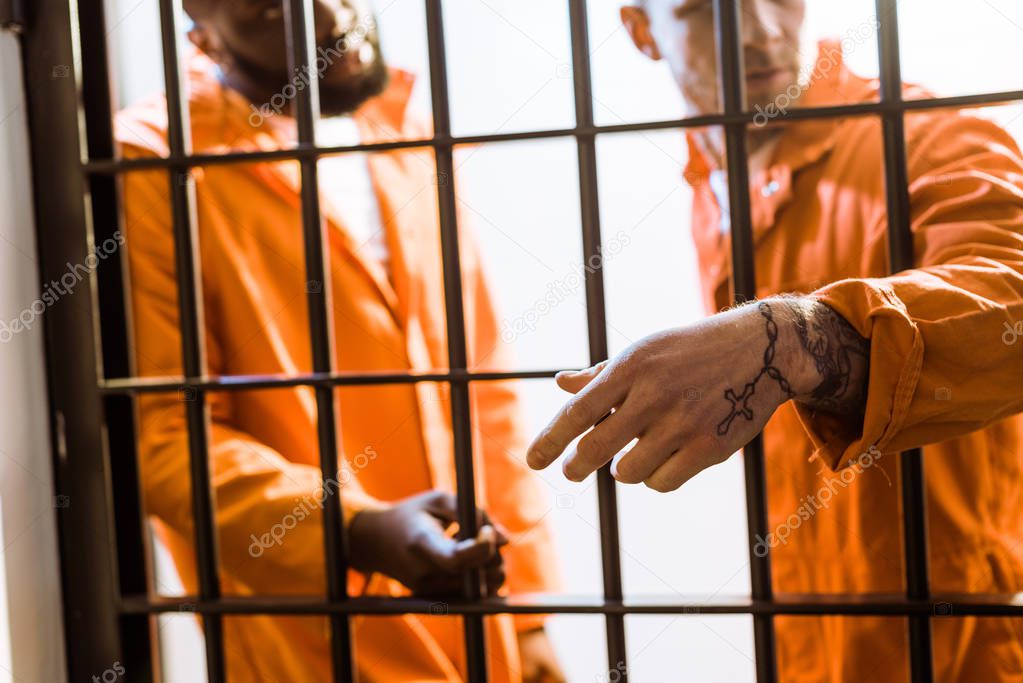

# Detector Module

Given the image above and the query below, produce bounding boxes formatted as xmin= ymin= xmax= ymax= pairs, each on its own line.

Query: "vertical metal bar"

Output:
xmin=566 ymin=1 xmax=629 ymax=679
xmin=422 ymin=3 xmax=489 ymax=681
xmin=22 ymin=0 xmax=122 ymax=677
xmin=281 ymin=0 xmax=354 ymax=680
xmin=874 ymin=1 xmax=933 ymax=680
xmin=155 ymin=0 xmax=226 ymax=679
xmin=76 ymin=0 xmax=154 ymax=675
xmin=713 ymin=1 xmax=777 ymax=680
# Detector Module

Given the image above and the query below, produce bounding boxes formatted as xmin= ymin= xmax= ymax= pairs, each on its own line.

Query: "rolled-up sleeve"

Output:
xmin=793 ymin=113 xmax=1023 ymax=470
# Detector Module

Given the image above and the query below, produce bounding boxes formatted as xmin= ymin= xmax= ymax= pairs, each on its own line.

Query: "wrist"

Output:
xmin=347 ymin=506 xmax=385 ymax=575
xmin=770 ymin=296 xmax=828 ymax=400
xmin=771 ymin=295 xmax=870 ymax=415
xmin=729 ymin=297 xmax=817 ymax=405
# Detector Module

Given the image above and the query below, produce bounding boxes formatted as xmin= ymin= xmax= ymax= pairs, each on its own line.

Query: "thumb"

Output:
xmin=555 ymin=360 xmax=608 ymax=394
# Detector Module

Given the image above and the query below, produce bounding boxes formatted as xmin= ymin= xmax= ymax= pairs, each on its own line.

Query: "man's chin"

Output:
xmin=318 ymin=60 xmax=390 ymax=118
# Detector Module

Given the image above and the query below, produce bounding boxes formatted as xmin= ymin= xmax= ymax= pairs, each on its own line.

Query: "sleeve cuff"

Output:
xmin=792 ymin=278 xmax=925 ymax=471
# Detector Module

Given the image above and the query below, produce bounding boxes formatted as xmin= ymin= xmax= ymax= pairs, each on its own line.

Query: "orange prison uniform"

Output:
xmin=687 ymin=41 xmax=1023 ymax=681
xmin=115 ymin=51 xmax=557 ymax=682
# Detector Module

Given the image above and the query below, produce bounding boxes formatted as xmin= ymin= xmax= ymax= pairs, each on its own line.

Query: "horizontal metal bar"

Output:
xmin=99 ymin=368 xmax=562 ymax=395
xmin=83 ymin=87 xmax=1023 ymax=175
xmin=121 ymin=592 xmax=1023 ymax=617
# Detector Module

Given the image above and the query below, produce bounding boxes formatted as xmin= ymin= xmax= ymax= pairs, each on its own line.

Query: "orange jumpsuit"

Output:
xmin=687 ymin=41 xmax=1023 ymax=681
xmin=116 ymin=52 xmax=556 ymax=682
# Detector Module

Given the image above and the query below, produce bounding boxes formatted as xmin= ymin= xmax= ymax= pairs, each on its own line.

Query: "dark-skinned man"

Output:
xmin=115 ymin=0 xmax=564 ymax=680
xmin=528 ymin=1 xmax=1023 ymax=681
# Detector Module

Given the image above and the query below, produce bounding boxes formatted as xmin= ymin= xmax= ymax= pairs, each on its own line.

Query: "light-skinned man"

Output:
xmin=529 ymin=1 xmax=1023 ymax=680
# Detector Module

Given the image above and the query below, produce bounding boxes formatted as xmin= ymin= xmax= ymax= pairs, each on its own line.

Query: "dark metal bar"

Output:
xmin=119 ymin=592 xmax=1023 ymax=617
xmin=874 ymin=1 xmax=933 ymax=680
xmin=422 ymin=3 xmax=488 ymax=681
xmin=75 ymin=0 xmax=155 ymax=675
xmin=100 ymin=368 xmax=563 ymax=396
xmin=83 ymin=86 xmax=1023 ymax=175
xmin=280 ymin=0 xmax=354 ymax=679
xmin=155 ymin=0 xmax=226 ymax=679
xmin=714 ymin=1 xmax=776 ymax=681
xmin=567 ymin=1 xmax=629 ymax=679
xmin=21 ymin=0 xmax=124 ymax=677
xmin=0 ymin=0 xmax=26 ymax=32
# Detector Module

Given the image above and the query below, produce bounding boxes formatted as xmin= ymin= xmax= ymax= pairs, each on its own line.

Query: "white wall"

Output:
xmin=0 ymin=31 xmax=67 ymax=683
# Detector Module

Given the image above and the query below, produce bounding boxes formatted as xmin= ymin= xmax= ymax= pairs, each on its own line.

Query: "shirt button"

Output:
xmin=761 ymin=180 xmax=780 ymax=197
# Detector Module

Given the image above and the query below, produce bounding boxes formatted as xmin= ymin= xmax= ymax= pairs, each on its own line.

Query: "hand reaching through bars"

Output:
xmin=526 ymin=297 xmax=870 ymax=491
xmin=348 ymin=490 xmax=508 ymax=597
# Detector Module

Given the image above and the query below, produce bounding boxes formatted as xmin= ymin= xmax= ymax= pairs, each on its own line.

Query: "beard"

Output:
xmin=318 ymin=49 xmax=390 ymax=118
xmin=227 ymin=36 xmax=390 ymax=119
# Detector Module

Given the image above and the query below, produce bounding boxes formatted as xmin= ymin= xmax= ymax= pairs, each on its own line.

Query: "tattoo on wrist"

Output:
xmin=717 ymin=301 xmax=796 ymax=436
xmin=788 ymin=298 xmax=870 ymax=415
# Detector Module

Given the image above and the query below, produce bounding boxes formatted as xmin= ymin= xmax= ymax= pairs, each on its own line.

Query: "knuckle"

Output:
xmin=575 ymin=433 xmax=607 ymax=462
xmin=644 ymin=474 xmax=681 ymax=493
xmin=408 ymin=530 xmax=431 ymax=555
xmin=564 ymin=397 xmax=594 ymax=428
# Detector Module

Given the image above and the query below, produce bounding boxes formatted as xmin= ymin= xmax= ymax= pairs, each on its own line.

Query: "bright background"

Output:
xmin=87 ymin=0 xmax=1023 ymax=681
xmin=0 ymin=29 xmax=67 ymax=683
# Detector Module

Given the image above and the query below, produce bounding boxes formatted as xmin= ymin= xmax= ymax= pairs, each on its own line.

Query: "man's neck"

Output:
xmin=218 ymin=69 xmax=290 ymax=117
xmin=694 ymin=126 xmax=784 ymax=179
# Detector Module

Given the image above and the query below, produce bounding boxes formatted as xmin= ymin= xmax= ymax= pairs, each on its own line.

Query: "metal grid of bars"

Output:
xmin=19 ymin=0 xmax=1023 ymax=681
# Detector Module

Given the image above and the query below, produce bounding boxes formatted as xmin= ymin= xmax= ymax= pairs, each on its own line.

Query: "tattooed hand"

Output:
xmin=525 ymin=297 xmax=870 ymax=492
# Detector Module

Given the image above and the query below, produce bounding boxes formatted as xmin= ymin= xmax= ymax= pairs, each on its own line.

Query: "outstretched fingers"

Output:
xmin=527 ymin=364 xmax=624 ymax=470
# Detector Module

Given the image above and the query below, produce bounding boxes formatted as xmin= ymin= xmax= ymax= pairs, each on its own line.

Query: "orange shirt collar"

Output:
xmin=682 ymin=38 xmax=876 ymax=186
xmin=183 ymin=48 xmax=420 ymax=151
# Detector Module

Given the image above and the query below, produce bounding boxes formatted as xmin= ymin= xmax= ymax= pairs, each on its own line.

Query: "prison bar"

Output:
xmin=82 ymin=87 xmax=1023 ymax=176
xmin=874 ymin=0 xmax=935 ymax=680
xmin=99 ymin=369 xmax=564 ymax=395
xmin=22 ymin=0 xmax=129 ymax=677
xmin=567 ymin=1 xmax=631 ymax=680
xmin=118 ymin=591 xmax=1023 ymax=617
xmin=278 ymin=0 xmax=358 ymax=680
xmin=155 ymin=0 xmax=226 ymax=679
xmin=77 ymin=0 xmax=154 ymax=675
xmin=713 ymin=0 xmax=778 ymax=680
xmin=423 ymin=3 xmax=490 ymax=681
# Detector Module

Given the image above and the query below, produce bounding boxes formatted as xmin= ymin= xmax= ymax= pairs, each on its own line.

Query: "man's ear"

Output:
xmin=620 ymin=6 xmax=661 ymax=61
